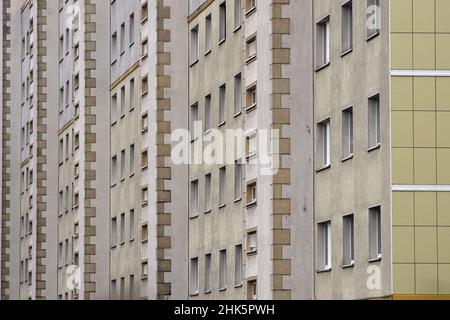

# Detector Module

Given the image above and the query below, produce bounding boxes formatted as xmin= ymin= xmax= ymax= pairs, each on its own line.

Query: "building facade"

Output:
xmin=0 ymin=0 xmax=450 ymax=300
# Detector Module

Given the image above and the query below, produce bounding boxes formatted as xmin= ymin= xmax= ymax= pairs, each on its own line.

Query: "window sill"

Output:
xmin=341 ymin=262 xmax=355 ymax=269
xmin=204 ymin=209 xmax=212 ymax=214
xmin=341 ymin=154 xmax=353 ymax=163
xmin=204 ymin=290 xmax=212 ymax=294
xmin=246 ymin=201 xmax=257 ymax=208
xmin=234 ymin=25 xmax=242 ymax=33
xmin=141 ymin=91 xmax=148 ymax=98
xmin=315 ymin=62 xmax=330 ymax=72
xmin=141 ymin=17 xmax=148 ymax=25
xmin=120 ymin=178 xmax=125 ymax=183
xmin=233 ymin=111 xmax=242 ymax=118
xmin=129 ymin=42 xmax=134 ymax=48
xmin=218 ymin=287 xmax=227 ymax=292
xmin=246 ymin=250 xmax=257 ymax=256
xmin=204 ymin=129 xmax=211 ymax=135
xmin=111 ymin=182 xmax=117 ymax=188
xmin=218 ymin=38 xmax=226 ymax=46
xmin=316 ymin=164 xmax=331 ymax=173
xmin=368 ymin=256 xmax=382 ymax=263
xmin=245 ymin=7 xmax=257 ymax=17
xmin=111 ymin=120 xmax=117 ymax=127
xmin=120 ymin=113 xmax=125 ymax=119
xmin=189 ymin=292 xmax=199 ymax=297
xmin=141 ymin=165 xmax=149 ymax=172
xmin=219 ymin=204 xmax=226 ymax=209
xmin=234 ymin=283 xmax=243 ymax=289
xmin=111 ymin=59 xmax=117 ymax=66
xmin=111 ymin=244 xmax=117 ymax=249
xmin=141 ymin=201 xmax=149 ymax=208
xmin=204 ymin=49 xmax=211 ymax=56
xmin=316 ymin=268 xmax=332 ymax=273
xmin=245 ymin=55 xmax=257 ymax=65
xmin=340 ymin=48 xmax=353 ymax=57
xmin=367 ymin=31 xmax=380 ymax=42
xmin=246 ymin=104 xmax=257 ymax=113
xmin=218 ymin=121 xmax=226 ymax=128
xmin=129 ymin=172 xmax=135 ymax=178
xmin=141 ymin=54 xmax=148 ymax=61
xmin=189 ymin=214 xmax=199 ymax=220
xmin=190 ymin=59 xmax=199 ymax=67
xmin=367 ymin=143 xmax=381 ymax=153
xmin=234 ymin=197 xmax=242 ymax=203
xmin=141 ymin=128 xmax=148 ymax=135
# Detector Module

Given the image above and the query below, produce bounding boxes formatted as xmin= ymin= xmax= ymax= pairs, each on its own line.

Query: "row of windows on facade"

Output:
xmin=58 ymin=183 xmax=80 ymax=216
xmin=317 ymin=94 xmax=380 ymax=169
xmin=316 ymin=0 xmax=380 ymax=69
xmin=190 ymin=0 xmax=257 ymax=64
xmin=21 ymin=68 xmax=34 ymax=105
xmin=111 ymin=11 xmax=136 ymax=63
xmin=19 ymin=258 xmax=32 ymax=285
xmin=190 ymin=245 xmax=257 ymax=299
xmin=317 ymin=206 xmax=382 ymax=271
xmin=20 ymin=165 xmax=34 ymax=195
xmin=21 ymin=13 xmax=34 ymax=60
xmin=111 ymin=78 xmax=137 ymax=124
xmin=190 ymin=162 xmax=258 ymax=217
xmin=59 ymin=130 xmax=80 ymax=164
xmin=110 ymin=209 xmax=136 ymax=247
xmin=20 ymin=120 xmax=34 ymax=151
xmin=111 ymin=144 xmax=148 ymax=185
xmin=190 ymin=74 xmax=256 ymax=134
xmin=57 ymin=236 xmax=80 ymax=269
xmin=110 ymin=275 xmax=136 ymax=300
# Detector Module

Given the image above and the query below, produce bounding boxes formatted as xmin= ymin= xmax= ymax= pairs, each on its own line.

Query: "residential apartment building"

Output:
xmin=1 ymin=0 xmax=450 ymax=301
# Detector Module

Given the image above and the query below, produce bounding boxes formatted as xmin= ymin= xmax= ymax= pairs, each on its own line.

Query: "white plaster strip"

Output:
xmin=391 ymin=70 xmax=450 ymax=77
xmin=392 ymin=185 xmax=450 ymax=192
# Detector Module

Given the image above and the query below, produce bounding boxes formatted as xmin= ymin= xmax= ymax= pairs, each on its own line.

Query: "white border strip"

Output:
xmin=392 ymin=185 xmax=450 ymax=192
xmin=391 ymin=70 xmax=450 ymax=77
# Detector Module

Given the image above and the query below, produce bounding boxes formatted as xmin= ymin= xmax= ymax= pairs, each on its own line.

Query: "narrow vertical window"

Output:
xmin=219 ymin=84 xmax=226 ymax=125
xmin=342 ymin=107 xmax=353 ymax=159
xmin=318 ymin=119 xmax=331 ymax=168
xmin=129 ymin=13 xmax=135 ymax=46
xmin=120 ymin=213 xmax=125 ymax=244
xmin=129 ymin=209 xmax=135 ymax=241
xmin=205 ymin=94 xmax=211 ymax=132
xmin=343 ymin=214 xmax=355 ymax=266
xmin=368 ymin=94 xmax=381 ymax=149
xmin=120 ymin=86 xmax=125 ymax=117
xmin=120 ymin=149 xmax=125 ymax=180
xmin=190 ymin=257 xmax=199 ymax=295
xmin=190 ymin=102 xmax=199 ymax=140
xmin=235 ymin=244 xmax=243 ymax=286
xmin=205 ymin=253 xmax=212 ymax=293
xmin=190 ymin=25 xmax=199 ymax=64
xmin=111 ymin=155 xmax=117 ymax=185
xmin=205 ymin=173 xmax=212 ymax=213
xmin=341 ymin=1 xmax=353 ymax=53
xmin=234 ymin=160 xmax=242 ymax=200
xmin=120 ymin=22 xmax=125 ymax=54
xmin=219 ymin=249 xmax=227 ymax=290
xmin=369 ymin=206 xmax=382 ymax=260
xmin=205 ymin=15 xmax=212 ymax=53
xmin=316 ymin=17 xmax=330 ymax=68
xmin=219 ymin=2 xmax=227 ymax=43
xmin=130 ymin=144 xmax=135 ymax=175
xmin=234 ymin=74 xmax=242 ymax=115
xmin=234 ymin=0 xmax=242 ymax=29
xmin=130 ymin=78 xmax=135 ymax=110
xmin=111 ymin=94 xmax=117 ymax=124
xmin=318 ymin=221 xmax=331 ymax=270
xmin=219 ymin=166 xmax=227 ymax=207
xmin=367 ymin=0 xmax=380 ymax=38
xmin=190 ymin=179 xmax=199 ymax=218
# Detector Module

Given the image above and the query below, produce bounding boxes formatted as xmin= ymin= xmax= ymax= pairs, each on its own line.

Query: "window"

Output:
xmin=73 ymin=73 xmax=79 ymax=91
xmin=246 ymin=134 xmax=257 ymax=158
xmin=74 ymin=42 xmax=79 ymax=60
xmin=130 ymin=144 xmax=135 ymax=174
xmin=59 ymin=138 xmax=64 ymax=163
xmin=141 ymin=261 xmax=148 ymax=279
xmin=129 ymin=13 xmax=135 ymax=46
xmin=317 ymin=119 xmax=331 ymax=168
xmin=247 ymin=230 xmax=257 ymax=253
xmin=111 ymin=279 xmax=117 ymax=299
xmin=141 ymin=2 xmax=148 ymax=23
xmin=205 ymin=253 xmax=212 ymax=293
xmin=219 ymin=84 xmax=226 ymax=125
xmin=246 ymin=182 xmax=257 ymax=206
xmin=316 ymin=17 xmax=330 ymax=68
xmin=141 ymin=37 xmax=148 ymax=59
xmin=111 ymin=94 xmax=117 ymax=124
xmin=234 ymin=74 xmax=242 ymax=115
xmin=120 ymin=86 xmax=125 ymax=117
xmin=65 ymin=133 xmax=69 ymax=159
xmin=190 ymin=179 xmax=199 ymax=217
xmin=129 ymin=275 xmax=135 ymax=300
xmin=342 ymin=107 xmax=353 ymax=159
xmin=234 ymin=160 xmax=242 ymax=200
xmin=205 ymin=173 xmax=212 ymax=213
xmin=141 ymin=224 xmax=148 ymax=243
xmin=235 ymin=245 xmax=243 ymax=286
xmin=120 ymin=277 xmax=125 ymax=300
xmin=73 ymin=192 xmax=79 ymax=208
xmin=367 ymin=0 xmax=380 ymax=38
xmin=190 ymin=102 xmax=199 ymax=140
xmin=59 ymin=190 xmax=63 ymax=216
xmin=120 ymin=23 xmax=125 ymax=54
xmin=368 ymin=94 xmax=380 ymax=149
xmin=141 ymin=186 xmax=148 ymax=206
xmin=190 ymin=257 xmax=199 ymax=295
xmin=130 ymin=78 xmax=135 ymax=110
xmin=120 ymin=213 xmax=125 ymax=244
xmin=205 ymin=15 xmax=212 ymax=53
xmin=219 ymin=166 xmax=226 ymax=207
xmin=341 ymin=1 xmax=353 ymax=53
xmin=74 ymin=163 xmax=80 ymax=178
xmin=234 ymin=0 xmax=242 ymax=29
xmin=219 ymin=2 xmax=227 ymax=43
xmin=369 ymin=206 xmax=382 ymax=260
xmin=65 ymin=28 xmax=70 ymax=54
xmin=245 ymin=0 xmax=256 ymax=13
xmin=65 ymin=81 xmax=70 ymax=107
xmin=343 ymin=214 xmax=354 ymax=266
xmin=65 ymin=239 xmax=69 ymax=265
xmin=141 ymin=76 xmax=148 ymax=96
xmin=190 ymin=25 xmax=199 ymax=64
xmin=120 ymin=149 xmax=126 ymax=180
xmin=129 ymin=209 xmax=135 ymax=241
xmin=58 ymin=242 xmax=63 ymax=267
xmin=111 ymin=155 xmax=117 ymax=185
xmin=74 ymin=132 xmax=80 ymax=150
xmin=141 ymin=150 xmax=148 ymax=169
xmin=219 ymin=249 xmax=227 ymax=290
xmin=246 ymin=85 xmax=256 ymax=110
xmin=111 ymin=32 xmax=117 ymax=61
xmin=248 ymin=280 xmax=257 ymax=300
xmin=246 ymin=36 xmax=256 ymax=61
xmin=205 ymin=94 xmax=211 ymax=132
xmin=318 ymin=221 xmax=331 ymax=270
xmin=141 ymin=113 xmax=148 ymax=133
